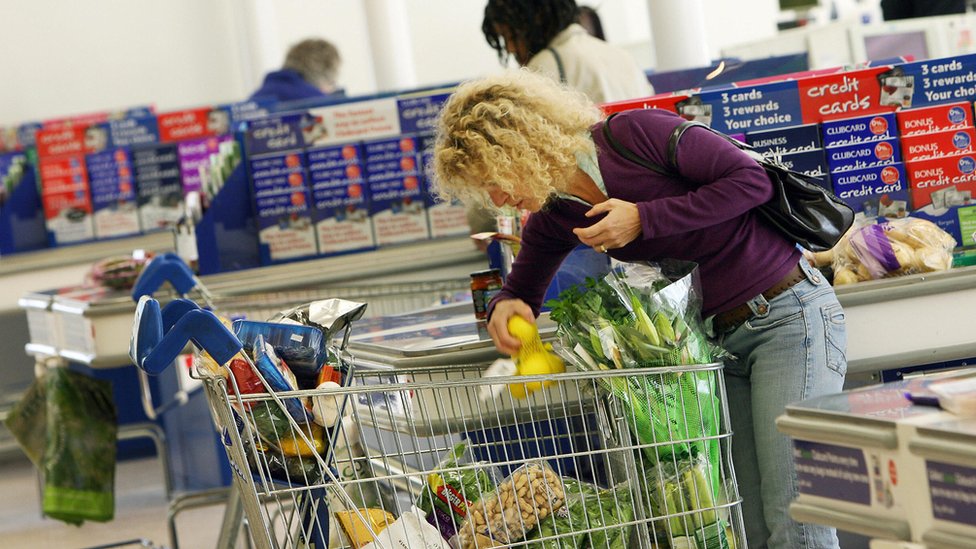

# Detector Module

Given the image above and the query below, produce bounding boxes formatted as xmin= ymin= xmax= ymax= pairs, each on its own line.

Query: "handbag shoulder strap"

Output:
xmin=546 ymin=47 xmax=566 ymax=83
xmin=601 ymin=112 xmax=673 ymax=176
xmin=668 ymin=119 xmax=764 ymax=173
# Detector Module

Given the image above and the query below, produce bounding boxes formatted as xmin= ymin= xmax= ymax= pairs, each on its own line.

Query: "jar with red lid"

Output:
xmin=470 ymin=269 xmax=503 ymax=320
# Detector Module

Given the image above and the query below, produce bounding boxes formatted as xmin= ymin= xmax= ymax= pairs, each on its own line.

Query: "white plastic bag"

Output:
xmin=360 ymin=507 xmax=453 ymax=549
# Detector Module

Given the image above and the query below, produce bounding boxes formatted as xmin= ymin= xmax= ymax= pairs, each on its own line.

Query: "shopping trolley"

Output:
xmin=131 ymin=288 xmax=746 ymax=548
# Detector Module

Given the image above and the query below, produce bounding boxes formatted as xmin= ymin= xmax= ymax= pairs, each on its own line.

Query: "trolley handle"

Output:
xmin=131 ymin=296 xmax=242 ymax=375
xmin=131 ymin=254 xmax=204 ymax=302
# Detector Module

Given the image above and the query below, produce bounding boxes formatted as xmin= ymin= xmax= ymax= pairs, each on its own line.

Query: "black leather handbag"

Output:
xmin=602 ymin=113 xmax=854 ymax=252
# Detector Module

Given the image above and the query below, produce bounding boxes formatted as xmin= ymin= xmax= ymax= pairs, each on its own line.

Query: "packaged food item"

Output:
xmin=310 ymin=381 xmax=343 ymax=427
xmin=648 ymin=457 xmax=731 ymax=549
xmin=456 ymin=462 xmax=565 ymax=548
xmin=234 ymin=320 xmax=327 ymax=389
xmin=525 ymin=479 xmax=633 ymax=549
xmin=336 ymin=508 xmax=396 ymax=548
xmin=249 ymin=402 xmax=322 ymax=456
xmin=251 ymin=336 xmax=311 ymax=423
xmin=829 ymin=216 xmax=956 ymax=285
xmin=360 ymin=508 xmax=452 ymax=549
xmin=471 ymin=269 xmax=503 ymax=320
xmin=416 ymin=443 xmax=497 ymax=541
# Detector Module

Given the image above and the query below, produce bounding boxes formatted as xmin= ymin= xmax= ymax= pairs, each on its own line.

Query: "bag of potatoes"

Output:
xmin=454 ymin=462 xmax=566 ymax=549
xmin=825 ymin=217 xmax=956 ymax=285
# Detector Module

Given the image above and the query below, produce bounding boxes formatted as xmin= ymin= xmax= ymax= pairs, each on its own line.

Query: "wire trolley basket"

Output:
xmin=192 ymin=344 xmax=746 ymax=549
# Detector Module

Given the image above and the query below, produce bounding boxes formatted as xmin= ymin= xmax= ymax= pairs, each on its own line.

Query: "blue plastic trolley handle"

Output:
xmin=131 ymin=296 xmax=242 ymax=375
xmin=131 ymin=255 xmax=198 ymax=301
xmin=161 ymin=298 xmax=202 ymax=332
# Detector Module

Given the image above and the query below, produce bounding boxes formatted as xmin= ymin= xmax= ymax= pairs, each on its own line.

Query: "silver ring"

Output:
xmin=598 ymin=244 xmax=607 ymax=253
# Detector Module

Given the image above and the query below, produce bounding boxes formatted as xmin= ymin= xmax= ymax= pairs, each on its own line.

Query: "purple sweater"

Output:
xmin=494 ymin=108 xmax=801 ymax=318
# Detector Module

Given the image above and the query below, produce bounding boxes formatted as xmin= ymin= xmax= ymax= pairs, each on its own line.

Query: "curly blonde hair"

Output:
xmin=431 ymin=69 xmax=603 ymax=209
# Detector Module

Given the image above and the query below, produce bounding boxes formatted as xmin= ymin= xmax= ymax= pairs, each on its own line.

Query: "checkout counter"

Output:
xmin=777 ymin=371 xmax=976 ymax=548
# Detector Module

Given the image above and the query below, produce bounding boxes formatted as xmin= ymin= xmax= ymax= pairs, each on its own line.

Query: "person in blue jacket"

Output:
xmin=250 ymin=38 xmax=345 ymax=104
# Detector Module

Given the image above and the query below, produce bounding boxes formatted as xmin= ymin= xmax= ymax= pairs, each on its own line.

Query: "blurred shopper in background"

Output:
xmin=881 ymin=0 xmax=966 ymax=20
xmin=482 ymin=0 xmax=652 ymax=104
xmin=250 ymin=38 xmax=345 ymax=104
xmin=468 ymin=0 xmax=654 ymax=239
xmin=577 ymin=5 xmax=606 ymax=40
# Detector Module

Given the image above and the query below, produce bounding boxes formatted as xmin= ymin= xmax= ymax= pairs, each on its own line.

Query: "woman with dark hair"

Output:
xmin=577 ymin=5 xmax=605 ymax=40
xmin=481 ymin=0 xmax=652 ymax=104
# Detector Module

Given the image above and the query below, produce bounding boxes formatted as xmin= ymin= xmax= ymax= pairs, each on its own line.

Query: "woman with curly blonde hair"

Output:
xmin=432 ymin=68 xmax=846 ymax=549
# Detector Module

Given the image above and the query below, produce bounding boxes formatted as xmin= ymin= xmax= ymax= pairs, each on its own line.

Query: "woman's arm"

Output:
xmin=606 ymin=111 xmax=775 ymax=240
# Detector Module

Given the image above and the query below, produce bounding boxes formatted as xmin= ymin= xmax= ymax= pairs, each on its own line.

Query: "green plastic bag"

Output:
xmin=5 ymin=367 xmax=118 ymax=525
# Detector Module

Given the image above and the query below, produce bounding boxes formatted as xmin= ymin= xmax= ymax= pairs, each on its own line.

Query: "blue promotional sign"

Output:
xmin=244 ymin=113 xmax=309 ymax=157
xmin=793 ymin=440 xmax=871 ymax=506
xmin=306 ymin=143 xmax=375 ymax=254
xmin=747 ymin=124 xmax=822 ymax=156
xmin=697 ymin=80 xmax=803 ymax=134
xmin=896 ymin=54 xmax=976 ymax=109
xmin=831 ymin=163 xmax=910 ymax=217
xmin=398 ymin=92 xmax=451 ymax=135
xmin=109 ymin=116 xmax=160 ymax=148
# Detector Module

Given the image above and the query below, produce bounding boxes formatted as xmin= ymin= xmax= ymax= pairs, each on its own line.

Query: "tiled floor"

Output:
xmin=0 ymin=451 xmax=233 ymax=549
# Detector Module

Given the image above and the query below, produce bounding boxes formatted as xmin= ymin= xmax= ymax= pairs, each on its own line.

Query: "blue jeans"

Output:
xmin=718 ymin=259 xmax=846 ymax=549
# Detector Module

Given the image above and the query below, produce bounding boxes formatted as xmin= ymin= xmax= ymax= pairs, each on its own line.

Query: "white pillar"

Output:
xmin=231 ymin=0 xmax=283 ymax=92
xmin=646 ymin=0 xmax=711 ymax=71
xmin=363 ymin=0 xmax=418 ymax=92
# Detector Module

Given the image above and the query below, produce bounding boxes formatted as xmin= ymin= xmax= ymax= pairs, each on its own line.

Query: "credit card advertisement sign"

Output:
xmin=38 ymin=155 xmax=94 ymax=243
xmin=35 ymin=126 xmax=95 ymax=244
xmin=108 ymin=116 xmax=160 ymax=148
xmin=157 ymin=107 xmax=228 ymax=143
xmin=250 ymin=153 xmax=317 ymax=262
xmin=398 ymin=93 xmax=451 ymax=135
xmin=132 ymin=144 xmax=183 ymax=231
xmin=797 ymin=68 xmax=894 ymax=124
xmin=895 ymin=54 xmax=976 ymax=109
xmin=906 ymin=154 xmax=976 ymax=210
xmin=831 ymin=163 xmax=910 ymax=218
xmin=306 ymin=97 xmax=401 ymax=147
xmin=418 ymin=133 xmax=469 ymax=237
xmin=87 ymin=148 xmax=140 ymax=238
xmin=248 ymin=117 xmax=317 ymax=263
xmin=306 ymin=144 xmax=375 ymax=254
xmin=697 ymin=81 xmax=802 ymax=134
xmin=365 ymin=136 xmax=429 ymax=245
xmin=179 ymin=136 xmax=231 ymax=195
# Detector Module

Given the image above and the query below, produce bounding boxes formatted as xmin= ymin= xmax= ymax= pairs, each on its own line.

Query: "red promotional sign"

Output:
xmin=157 ymin=107 xmax=214 ymax=143
xmin=601 ymin=93 xmax=690 ymax=115
xmin=797 ymin=67 xmax=896 ymax=124
xmin=35 ymin=126 xmax=86 ymax=158
xmin=38 ymin=156 xmax=92 ymax=220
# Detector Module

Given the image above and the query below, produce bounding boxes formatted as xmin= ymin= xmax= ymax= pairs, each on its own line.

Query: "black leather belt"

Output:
xmin=713 ymin=264 xmax=806 ymax=334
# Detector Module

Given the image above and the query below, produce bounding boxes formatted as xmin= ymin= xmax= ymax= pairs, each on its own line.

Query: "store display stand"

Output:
xmin=195 ymin=164 xmax=260 ymax=275
xmin=0 ymin=166 xmax=46 ymax=255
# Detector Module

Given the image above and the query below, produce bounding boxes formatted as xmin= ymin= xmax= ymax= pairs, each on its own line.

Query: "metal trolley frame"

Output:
xmin=195 ymin=354 xmax=746 ymax=549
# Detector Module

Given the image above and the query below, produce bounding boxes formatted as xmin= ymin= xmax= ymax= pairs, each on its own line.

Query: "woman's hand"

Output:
xmin=487 ymin=298 xmax=535 ymax=356
xmin=572 ymin=199 xmax=642 ymax=252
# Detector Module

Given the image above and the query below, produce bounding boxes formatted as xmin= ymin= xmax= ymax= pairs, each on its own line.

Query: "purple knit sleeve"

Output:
xmin=610 ymin=111 xmax=775 ymax=239
xmin=488 ymin=212 xmax=577 ymax=319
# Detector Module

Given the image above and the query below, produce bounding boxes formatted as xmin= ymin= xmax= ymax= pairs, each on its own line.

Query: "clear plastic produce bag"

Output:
xmin=5 ymin=366 xmax=118 ymax=525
